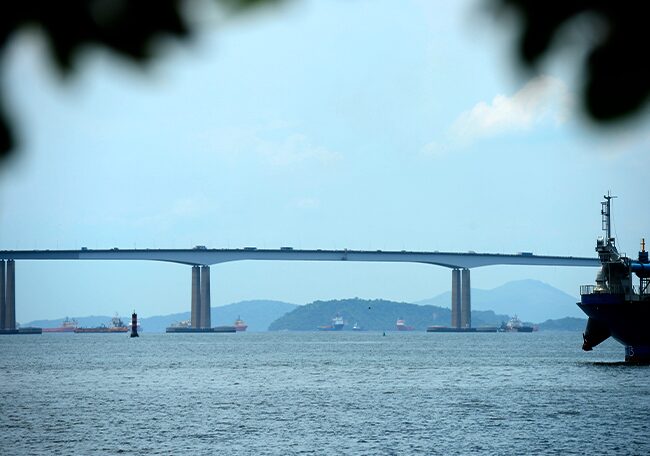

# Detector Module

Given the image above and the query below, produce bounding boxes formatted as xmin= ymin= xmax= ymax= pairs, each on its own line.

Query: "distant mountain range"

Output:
xmin=25 ymin=280 xmax=587 ymax=332
xmin=416 ymin=279 xmax=583 ymax=322
xmin=27 ymin=300 xmax=298 ymax=333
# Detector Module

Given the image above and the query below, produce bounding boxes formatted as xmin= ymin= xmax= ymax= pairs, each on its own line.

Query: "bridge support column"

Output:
xmin=200 ymin=266 xmax=211 ymax=329
xmin=0 ymin=260 xmax=5 ymax=329
xmin=451 ymin=269 xmax=461 ymax=328
xmin=191 ymin=266 xmax=201 ymax=328
xmin=461 ymin=268 xmax=471 ymax=329
xmin=4 ymin=260 xmax=15 ymax=330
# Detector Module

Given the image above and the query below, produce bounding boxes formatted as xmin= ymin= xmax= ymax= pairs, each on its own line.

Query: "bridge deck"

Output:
xmin=0 ymin=248 xmax=600 ymax=269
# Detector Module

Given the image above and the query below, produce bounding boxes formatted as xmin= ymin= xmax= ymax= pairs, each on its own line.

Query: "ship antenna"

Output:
xmin=601 ymin=191 xmax=617 ymax=245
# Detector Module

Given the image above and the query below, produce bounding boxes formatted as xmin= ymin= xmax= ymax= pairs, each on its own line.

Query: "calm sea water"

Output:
xmin=1 ymin=331 xmax=649 ymax=455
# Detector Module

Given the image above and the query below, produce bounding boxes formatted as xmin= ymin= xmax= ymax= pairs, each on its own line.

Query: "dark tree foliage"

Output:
xmin=0 ymin=0 xmax=281 ymax=161
xmin=497 ymin=0 xmax=650 ymax=124
xmin=0 ymin=1 xmax=647 ymax=162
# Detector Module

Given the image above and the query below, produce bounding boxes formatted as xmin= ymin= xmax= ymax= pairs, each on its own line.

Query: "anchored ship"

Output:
xmin=234 ymin=316 xmax=248 ymax=332
xmin=396 ymin=318 xmax=415 ymax=331
xmin=43 ymin=317 xmax=78 ymax=333
xmin=318 ymin=314 xmax=345 ymax=331
xmin=578 ymin=193 xmax=650 ymax=362
xmin=499 ymin=315 xmax=534 ymax=333
xmin=165 ymin=319 xmax=236 ymax=333
xmin=74 ymin=314 xmax=128 ymax=333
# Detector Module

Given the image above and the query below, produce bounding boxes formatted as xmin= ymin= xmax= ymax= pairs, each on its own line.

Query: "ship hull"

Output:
xmin=74 ymin=328 xmax=129 ymax=333
xmin=426 ymin=326 xmax=498 ymax=333
xmin=43 ymin=327 xmax=76 ymax=333
xmin=427 ymin=326 xmax=476 ymax=333
xmin=165 ymin=326 xmax=237 ymax=333
xmin=317 ymin=326 xmax=343 ymax=331
xmin=578 ymin=294 xmax=650 ymax=362
xmin=0 ymin=327 xmax=42 ymax=335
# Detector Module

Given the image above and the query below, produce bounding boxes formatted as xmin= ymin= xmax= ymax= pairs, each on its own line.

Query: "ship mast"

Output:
xmin=601 ymin=191 xmax=617 ymax=246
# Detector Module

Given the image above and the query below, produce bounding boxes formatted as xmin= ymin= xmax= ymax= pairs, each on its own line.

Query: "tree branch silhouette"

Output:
xmin=1 ymin=1 xmax=648 ymax=163
xmin=496 ymin=0 xmax=650 ymax=124
xmin=0 ymin=0 xmax=283 ymax=161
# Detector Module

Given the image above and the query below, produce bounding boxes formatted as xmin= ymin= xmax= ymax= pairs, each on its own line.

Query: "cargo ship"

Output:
xmin=318 ymin=314 xmax=344 ymax=331
xmin=165 ymin=320 xmax=236 ymax=333
xmin=396 ymin=318 xmax=415 ymax=331
xmin=579 ymin=193 xmax=650 ymax=362
xmin=74 ymin=315 xmax=128 ymax=333
xmin=234 ymin=316 xmax=248 ymax=332
xmin=426 ymin=325 xmax=497 ymax=333
xmin=43 ymin=317 xmax=78 ymax=333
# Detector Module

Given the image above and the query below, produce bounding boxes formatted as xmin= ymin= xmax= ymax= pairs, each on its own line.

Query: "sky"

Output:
xmin=1 ymin=0 xmax=649 ymax=322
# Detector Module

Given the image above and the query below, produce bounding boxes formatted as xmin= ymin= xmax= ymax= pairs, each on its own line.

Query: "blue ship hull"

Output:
xmin=576 ymin=193 xmax=650 ymax=362
xmin=578 ymin=294 xmax=650 ymax=362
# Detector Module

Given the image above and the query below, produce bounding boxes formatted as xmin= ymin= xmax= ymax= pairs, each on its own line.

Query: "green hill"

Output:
xmin=268 ymin=298 xmax=509 ymax=331
xmin=537 ymin=317 xmax=587 ymax=331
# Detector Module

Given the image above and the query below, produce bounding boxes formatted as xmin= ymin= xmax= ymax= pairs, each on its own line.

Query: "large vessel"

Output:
xmin=578 ymin=193 xmax=650 ymax=362
xmin=74 ymin=314 xmax=129 ymax=333
xmin=43 ymin=317 xmax=78 ymax=333
xmin=165 ymin=320 xmax=236 ymax=333
xmin=234 ymin=316 xmax=248 ymax=332
xmin=318 ymin=314 xmax=345 ymax=331
xmin=499 ymin=315 xmax=534 ymax=333
xmin=396 ymin=318 xmax=415 ymax=331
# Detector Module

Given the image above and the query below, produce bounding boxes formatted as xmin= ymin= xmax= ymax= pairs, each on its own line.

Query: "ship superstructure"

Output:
xmin=43 ymin=317 xmax=79 ymax=333
xmin=396 ymin=318 xmax=415 ymax=331
xmin=578 ymin=193 xmax=650 ymax=362
xmin=318 ymin=314 xmax=345 ymax=331
xmin=234 ymin=316 xmax=248 ymax=332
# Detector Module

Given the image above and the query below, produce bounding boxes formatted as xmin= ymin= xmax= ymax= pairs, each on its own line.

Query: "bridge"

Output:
xmin=0 ymin=248 xmax=600 ymax=332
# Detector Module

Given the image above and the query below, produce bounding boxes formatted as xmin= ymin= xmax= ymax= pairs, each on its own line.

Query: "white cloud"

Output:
xmin=452 ymin=76 xmax=572 ymax=142
xmin=196 ymin=124 xmax=341 ymax=169
xmin=291 ymin=197 xmax=320 ymax=209
xmin=421 ymin=75 xmax=574 ymax=157
xmin=255 ymin=133 xmax=341 ymax=168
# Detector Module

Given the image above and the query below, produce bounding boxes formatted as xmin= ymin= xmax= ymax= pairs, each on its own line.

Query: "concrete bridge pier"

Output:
xmin=449 ymin=267 xmax=471 ymax=329
xmin=200 ymin=266 xmax=211 ymax=329
xmin=190 ymin=265 xmax=212 ymax=329
xmin=0 ymin=260 xmax=5 ymax=329
xmin=0 ymin=260 xmax=16 ymax=331
xmin=451 ymin=268 xmax=461 ymax=328
xmin=461 ymin=268 xmax=471 ymax=328
xmin=191 ymin=265 xmax=201 ymax=328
